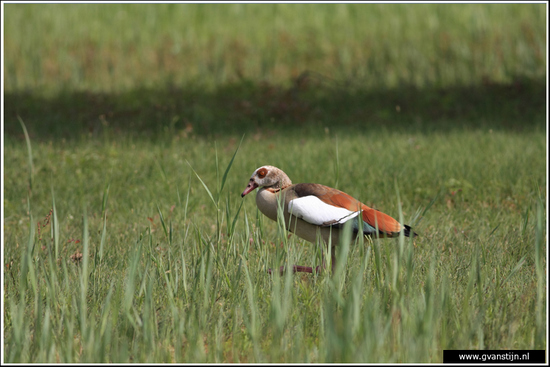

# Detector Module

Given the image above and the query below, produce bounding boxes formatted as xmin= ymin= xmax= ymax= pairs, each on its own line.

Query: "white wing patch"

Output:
xmin=288 ymin=196 xmax=359 ymax=226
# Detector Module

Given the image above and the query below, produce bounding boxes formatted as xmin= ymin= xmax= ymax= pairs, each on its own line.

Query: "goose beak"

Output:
xmin=241 ymin=181 xmax=258 ymax=197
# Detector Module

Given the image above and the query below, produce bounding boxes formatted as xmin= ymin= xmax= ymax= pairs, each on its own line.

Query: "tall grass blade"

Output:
xmin=157 ymin=204 xmax=169 ymax=239
xmin=183 ymin=174 xmax=192 ymax=224
xmin=242 ymin=255 xmax=260 ymax=362
xmin=187 ymin=160 xmax=217 ymax=208
xmin=534 ymin=196 xmax=545 ymax=349
xmin=124 ymin=229 xmax=144 ymax=327
xmin=488 ymin=223 xmax=500 ymax=237
xmin=51 ymin=187 xmax=60 ymax=260
xmin=99 ymin=280 xmax=115 ymax=339
xmin=79 ymin=207 xmax=90 ymax=338
xmin=229 ymin=199 xmax=244 ymax=238
xmin=17 ymin=116 xmax=34 ymax=193
xmin=334 ymin=219 xmax=352 ymax=284
xmin=500 ymin=254 xmax=527 ymax=287
xmin=20 ymin=208 xmax=35 ymax=299
xmin=99 ymin=183 xmax=110 ymax=260
xmin=101 ymin=182 xmax=110 ymax=214
xmin=220 ymin=134 xmax=244 ymax=194
xmin=520 ymin=205 xmax=530 ymax=238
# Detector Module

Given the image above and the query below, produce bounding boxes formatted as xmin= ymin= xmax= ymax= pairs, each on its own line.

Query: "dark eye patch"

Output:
xmin=257 ymin=168 xmax=267 ymax=178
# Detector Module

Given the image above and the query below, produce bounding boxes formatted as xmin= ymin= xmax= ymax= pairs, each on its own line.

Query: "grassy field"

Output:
xmin=4 ymin=3 xmax=546 ymax=92
xmin=3 ymin=3 xmax=547 ymax=363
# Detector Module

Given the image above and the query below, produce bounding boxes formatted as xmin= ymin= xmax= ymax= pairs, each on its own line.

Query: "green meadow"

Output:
xmin=3 ymin=3 xmax=547 ymax=363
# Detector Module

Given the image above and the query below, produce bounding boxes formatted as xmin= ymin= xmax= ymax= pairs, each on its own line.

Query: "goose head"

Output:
xmin=241 ymin=165 xmax=292 ymax=197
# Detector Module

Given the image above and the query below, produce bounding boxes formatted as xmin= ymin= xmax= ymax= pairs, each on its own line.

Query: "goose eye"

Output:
xmin=257 ymin=168 xmax=267 ymax=178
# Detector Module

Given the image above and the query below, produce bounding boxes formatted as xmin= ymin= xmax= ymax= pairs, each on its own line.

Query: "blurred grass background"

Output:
xmin=4 ymin=3 xmax=546 ymax=92
xmin=3 ymin=3 xmax=547 ymax=363
xmin=3 ymin=3 xmax=547 ymax=140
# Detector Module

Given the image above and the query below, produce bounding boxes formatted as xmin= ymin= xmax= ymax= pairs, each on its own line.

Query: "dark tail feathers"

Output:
xmin=404 ymin=225 xmax=418 ymax=238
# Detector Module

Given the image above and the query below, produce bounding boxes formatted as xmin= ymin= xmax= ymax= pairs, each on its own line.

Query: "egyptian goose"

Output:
xmin=241 ymin=165 xmax=416 ymax=274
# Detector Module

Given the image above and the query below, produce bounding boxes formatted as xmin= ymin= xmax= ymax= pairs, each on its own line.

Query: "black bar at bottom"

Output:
xmin=443 ymin=350 xmax=546 ymax=364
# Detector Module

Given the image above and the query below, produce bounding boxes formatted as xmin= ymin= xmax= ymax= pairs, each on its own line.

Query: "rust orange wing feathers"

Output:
xmin=322 ymin=186 xmax=403 ymax=236
xmin=293 ymin=183 xmax=405 ymax=237
xmin=359 ymin=204 xmax=402 ymax=235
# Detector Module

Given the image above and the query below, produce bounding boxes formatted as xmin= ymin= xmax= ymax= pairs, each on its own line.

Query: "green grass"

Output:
xmin=3 ymin=3 xmax=547 ymax=363
xmin=4 ymin=3 xmax=546 ymax=93
xmin=3 ymin=127 xmax=546 ymax=362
